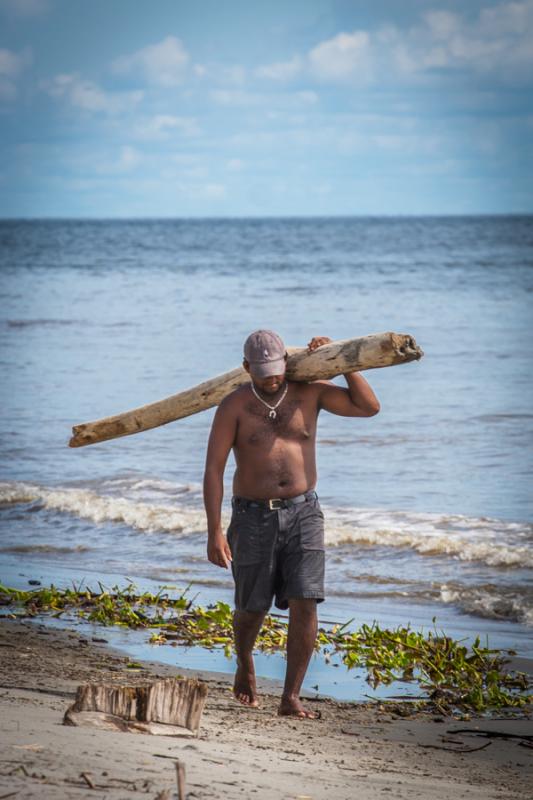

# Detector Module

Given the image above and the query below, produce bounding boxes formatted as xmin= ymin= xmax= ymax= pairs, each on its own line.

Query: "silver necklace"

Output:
xmin=251 ymin=381 xmax=288 ymax=419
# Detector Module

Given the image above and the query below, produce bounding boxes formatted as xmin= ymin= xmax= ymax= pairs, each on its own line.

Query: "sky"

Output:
xmin=1 ymin=0 xmax=532 ymax=217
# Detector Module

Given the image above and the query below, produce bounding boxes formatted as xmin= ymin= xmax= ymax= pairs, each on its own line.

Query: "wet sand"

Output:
xmin=0 ymin=617 xmax=532 ymax=799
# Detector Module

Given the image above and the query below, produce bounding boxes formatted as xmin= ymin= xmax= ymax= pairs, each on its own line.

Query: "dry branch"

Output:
xmin=69 ymin=331 xmax=422 ymax=447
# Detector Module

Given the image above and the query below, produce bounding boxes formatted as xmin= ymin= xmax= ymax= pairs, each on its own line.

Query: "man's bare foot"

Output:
xmin=278 ymin=695 xmax=320 ymax=719
xmin=233 ymin=663 xmax=260 ymax=707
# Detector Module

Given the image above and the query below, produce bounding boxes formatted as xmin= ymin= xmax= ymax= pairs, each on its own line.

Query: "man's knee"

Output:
xmin=288 ymin=598 xmax=318 ymax=617
xmin=233 ymin=609 xmax=266 ymax=628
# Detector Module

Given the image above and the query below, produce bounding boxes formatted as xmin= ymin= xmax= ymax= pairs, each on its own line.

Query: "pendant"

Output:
xmin=269 ymin=410 xmax=277 ymax=419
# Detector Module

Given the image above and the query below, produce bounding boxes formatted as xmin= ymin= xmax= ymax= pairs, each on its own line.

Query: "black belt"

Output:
xmin=233 ymin=490 xmax=317 ymax=512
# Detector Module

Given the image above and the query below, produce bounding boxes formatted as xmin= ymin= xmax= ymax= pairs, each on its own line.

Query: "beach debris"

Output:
xmin=175 ymin=759 xmax=186 ymax=800
xmin=68 ymin=331 xmax=423 ymax=447
xmin=12 ymin=743 xmax=44 ymax=751
xmin=63 ymin=677 xmax=208 ymax=737
xmin=80 ymin=771 xmax=96 ymax=789
xmin=447 ymin=728 xmax=533 ymax=742
xmin=2 ymin=580 xmax=531 ymax=714
xmin=417 ymin=740 xmax=493 ymax=753
xmin=1 ymin=763 xmax=30 ymax=778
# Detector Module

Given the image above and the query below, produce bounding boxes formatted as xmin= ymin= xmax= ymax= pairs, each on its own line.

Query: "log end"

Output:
xmin=69 ymin=417 xmax=132 ymax=448
xmin=390 ymin=333 xmax=424 ymax=363
xmin=69 ymin=433 xmax=92 ymax=448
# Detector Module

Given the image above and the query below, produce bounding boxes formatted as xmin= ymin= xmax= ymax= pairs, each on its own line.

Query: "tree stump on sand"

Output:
xmin=69 ymin=331 xmax=423 ymax=447
xmin=63 ymin=678 xmax=208 ymax=737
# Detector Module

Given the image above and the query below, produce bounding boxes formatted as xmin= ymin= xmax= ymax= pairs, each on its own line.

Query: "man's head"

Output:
xmin=243 ymin=329 xmax=287 ymax=394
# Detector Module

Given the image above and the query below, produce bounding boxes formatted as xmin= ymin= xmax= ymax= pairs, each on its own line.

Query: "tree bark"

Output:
xmin=69 ymin=331 xmax=422 ymax=448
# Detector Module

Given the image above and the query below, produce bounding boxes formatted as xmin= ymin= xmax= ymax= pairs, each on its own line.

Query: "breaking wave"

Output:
xmin=0 ymin=480 xmax=208 ymax=534
xmin=329 ymin=575 xmax=533 ymax=625
xmin=323 ymin=507 xmax=533 ymax=568
xmin=1 ymin=479 xmax=532 ymax=569
xmin=439 ymin=582 xmax=533 ymax=625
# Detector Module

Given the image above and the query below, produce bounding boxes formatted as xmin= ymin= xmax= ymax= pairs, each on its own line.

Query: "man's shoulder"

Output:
xmin=219 ymin=383 xmax=249 ymax=411
xmin=289 ymin=380 xmax=328 ymax=410
xmin=291 ymin=379 xmax=330 ymax=396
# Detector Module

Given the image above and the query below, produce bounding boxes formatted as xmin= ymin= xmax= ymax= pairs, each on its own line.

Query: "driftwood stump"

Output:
xmin=69 ymin=331 xmax=423 ymax=447
xmin=63 ymin=678 xmax=208 ymax=737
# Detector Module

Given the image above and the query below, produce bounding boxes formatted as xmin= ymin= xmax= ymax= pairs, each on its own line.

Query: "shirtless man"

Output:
xmin=203 ymin=330 xmax=380 ymax=718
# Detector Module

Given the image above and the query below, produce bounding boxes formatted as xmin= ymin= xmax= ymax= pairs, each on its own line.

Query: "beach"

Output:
xmin=1 ymin=616 xmax=532 ymax=799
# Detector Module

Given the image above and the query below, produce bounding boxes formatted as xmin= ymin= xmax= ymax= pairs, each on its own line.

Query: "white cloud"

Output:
xmin=478 ymin=0 xmax=533 ymax=36
xmin=0 ymin=0 xmax=49 ymax=16
xmin=133 ymin=114 xmax=201 ymax=140
xmin=0 ymin=46 xmax=31 ymax=101
xmin=301 ymin=1 xmax=533 ymax=86
xmin=297 ymin=90 xmax=318 ymax=105
xmin=210 ymin=89 xmax=261 ymax=106
xmin=406 ymin=4 xmax=533 ymax=77
xmin=210 ymin=89 xmax=318 ymax=107
xmin=423 ymin=10 xmax=461 ymax=41
xmin=308 ymin=31 xmax=372 ymax=82
xmin=226 ymin=158 xmax=244 ymax=172
xmin=96 ymin=146 xmax=142 ymax=174
xmin=116 ymin=145 xmax=141 ymax=171
xmin=112 ymin=36 xmax=189 ymax=87
xmin=0 ymin=46 xmax=31 ymax=77
xmin=255 ymin=56 xmax=302 ymax=81
xmin=167 ymin=154 xmax=209 ymax=180
xmin=192 ymin=62 xmax=247 ymax=86
xmin=204 ymin=183 xmax=226 ymax=198
xmin=221 ymin=65 xmax=246 ymax=86
xmin=42 ymin=73 xmax=143 ymax=114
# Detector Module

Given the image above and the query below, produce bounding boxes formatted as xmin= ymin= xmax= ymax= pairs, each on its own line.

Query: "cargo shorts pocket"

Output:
xmin=296 ymin=501 xmax=325 ymax=552
xmin=227 ymin=512 xmax=266 ymax=566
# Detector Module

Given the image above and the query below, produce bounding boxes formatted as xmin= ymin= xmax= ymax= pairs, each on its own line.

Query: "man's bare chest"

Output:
xmin=236 ymin=398 xmax=317 ymax=448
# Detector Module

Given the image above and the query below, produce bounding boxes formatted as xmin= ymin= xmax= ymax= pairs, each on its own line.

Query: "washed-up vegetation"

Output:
xmin=1 ymin=581 xmax=530 ymax=714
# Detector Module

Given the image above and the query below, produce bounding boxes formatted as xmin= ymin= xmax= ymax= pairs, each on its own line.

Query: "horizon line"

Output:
xmin=1 ymin=212 xmax=532 ymax=222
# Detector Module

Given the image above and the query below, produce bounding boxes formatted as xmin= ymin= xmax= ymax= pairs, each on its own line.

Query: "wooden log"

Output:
xmin=63 ymin=678 xmax=208 ymax=736
xmin=69 ymin=331 xmax=422 ymax=448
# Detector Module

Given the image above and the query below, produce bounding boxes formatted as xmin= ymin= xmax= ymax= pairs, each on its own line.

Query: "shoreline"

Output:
xmin=1 ymin=616 xmax=532 ymax=799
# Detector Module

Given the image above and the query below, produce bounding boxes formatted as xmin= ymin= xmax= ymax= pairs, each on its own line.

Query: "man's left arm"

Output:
xmin=307 ymin=336 xmax=380 ymax=418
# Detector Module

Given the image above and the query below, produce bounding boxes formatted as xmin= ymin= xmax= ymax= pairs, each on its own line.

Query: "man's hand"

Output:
xmin=207 ymin=532 xmax=232 ymax=569
xmin=307 ymin=336 xmax=332 ymax=352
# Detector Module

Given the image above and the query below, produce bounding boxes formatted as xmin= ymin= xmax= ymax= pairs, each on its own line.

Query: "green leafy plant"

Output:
xmin=1 ymin=581 xmax=530 ymax=713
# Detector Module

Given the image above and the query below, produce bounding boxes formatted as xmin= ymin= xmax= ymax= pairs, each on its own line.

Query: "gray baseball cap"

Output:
xmin=243 ymin=329 xmax=287 ymax=377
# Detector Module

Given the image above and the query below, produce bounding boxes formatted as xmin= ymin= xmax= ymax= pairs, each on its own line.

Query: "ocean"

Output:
xmin=1 ymin=216 xmax=532 ymax=698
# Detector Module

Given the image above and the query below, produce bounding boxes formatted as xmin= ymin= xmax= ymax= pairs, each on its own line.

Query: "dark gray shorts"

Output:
xmin=227 ymin=492 xmax=325 ymax=612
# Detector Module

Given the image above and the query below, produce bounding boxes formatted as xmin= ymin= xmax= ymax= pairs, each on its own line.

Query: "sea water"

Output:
xmin=1 ymin=217 xmax=532 ymax=698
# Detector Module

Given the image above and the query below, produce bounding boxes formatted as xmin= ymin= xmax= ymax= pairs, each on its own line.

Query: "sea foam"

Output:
xmin=1 ymin=479 xmax=531 ymax=569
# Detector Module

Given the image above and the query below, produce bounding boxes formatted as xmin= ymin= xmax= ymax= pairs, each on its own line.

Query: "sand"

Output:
xmin=0 ymin=617 xmax=532 ymax=799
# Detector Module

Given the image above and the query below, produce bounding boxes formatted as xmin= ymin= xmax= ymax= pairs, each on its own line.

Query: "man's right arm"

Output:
xmin=203 ymin=396 xmax=238 ymax=569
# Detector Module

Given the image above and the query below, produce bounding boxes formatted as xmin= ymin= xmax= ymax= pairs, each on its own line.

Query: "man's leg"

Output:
xmin=233 ymin=609 xmax=266 ymax=706
xmin=279 ymin=598 xmax=318 ymax=718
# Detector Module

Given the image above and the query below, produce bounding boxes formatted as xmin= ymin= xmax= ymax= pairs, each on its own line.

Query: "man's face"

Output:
xmin=243 ymin=359 xmax=287 ymax=395
xmin=252 ymin=370 xmax=286 ymax=395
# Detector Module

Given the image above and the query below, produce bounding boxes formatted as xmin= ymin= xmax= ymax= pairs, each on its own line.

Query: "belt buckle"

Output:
xmin=268 ymin=498 xmax=283 ymax=510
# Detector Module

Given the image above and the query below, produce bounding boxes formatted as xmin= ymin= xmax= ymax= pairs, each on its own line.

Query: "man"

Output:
xmin=203 ymin=330 xmax=380 ymax=718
